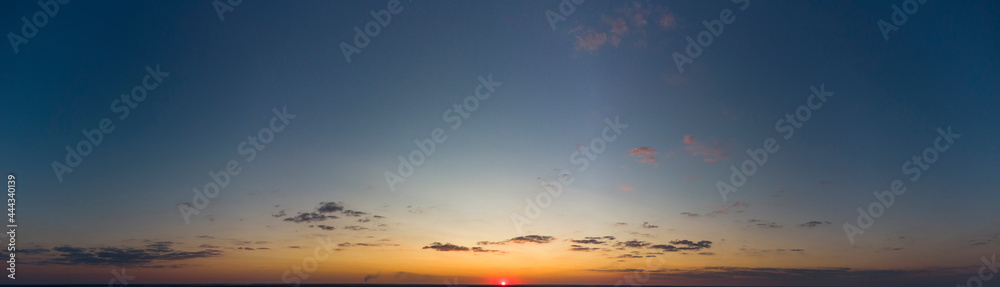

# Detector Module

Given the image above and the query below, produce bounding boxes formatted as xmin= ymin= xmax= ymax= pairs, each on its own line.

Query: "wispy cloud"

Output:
xmin=797 ymin=221 xmax=832 ymax=228
xmin=38 ymin=242 xmax=221 ymax=267
xmin=478 ymin=235 xmax=555 ymax=245
xmin=682 ymin=201 xmax=749 ymax=217
xmin=629 ymin=147 xmax=659 ymax=166
xmin=683 ymin=135 xmax=728 ymax=162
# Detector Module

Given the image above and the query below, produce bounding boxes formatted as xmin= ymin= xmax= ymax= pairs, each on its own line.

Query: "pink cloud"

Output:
xmin=619 ymin=183 xmax=634 ymax=192
xmin=629 ymin=147 xmax=659 ymax=166
xmin=658 ymin=11 xmax=676 ymax=28
xmin=708 ymin=201 xmax=749 ymax=216
xmin=575 ymin=30 xmax=608 ymax=52
xmin=566 ymin=2 xmax=673 ymax=52
xmin=682 ymin=136 xmax=728 ymax=162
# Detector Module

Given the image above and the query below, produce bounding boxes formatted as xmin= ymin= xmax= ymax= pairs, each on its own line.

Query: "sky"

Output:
xmin=1 ymin=0 xmax=999 ymax=286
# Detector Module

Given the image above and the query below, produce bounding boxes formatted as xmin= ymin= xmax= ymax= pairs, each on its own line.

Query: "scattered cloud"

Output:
xmin=363 ymin=272 xmax=433 ymax=283
xmin=422 ymin=243 xmax=502 ymax=253
xmin=478 ymin=235 xmax=555 ymax=245
xmin=615 ymin=240 xmax=652 ymax=248
xmin=422 ymin=242 xmax=469 ymax=252
xmin=567 ymin=2 xmax=675 ymax=52
xmin=619 ymin=183 xmax=634 ymax=192
xmin=17 ymin=248 xmax=50 ymax=254
xmin=317 ymin=202 xmax=345 ymax=213
xmin=650 ymin=240 xmax=713 ymax=252
xmin=282 ymin=202 xmax=384 ymax=229
xmin=968 ymin=232 xmax=1000 ymax=246
xmin=39 ymin=242 xmax=221 ymax=266
xmin=574 ymin=29 xmax=608 ymax=52
xmin=683 ymin=201 xmax=749 ymax=217
xmin=797 ymin=221 xmax=832 ymax=228
xmin=283 ymin=212 xmax=331 ymax=223
xmin=748 ymin=219 xmax=783 ymax=229
xmin=629 ymin=147 xmax=659 ymax=166
xmin=683 ymin=135 xmax=728 ymax=162
xmin=642 ymin=222 xmax=659 ymax=229
xmin=314 ymin=225 xmax=336 ymax=231
xmin=569 ymin=245 xmax=601 ymax=252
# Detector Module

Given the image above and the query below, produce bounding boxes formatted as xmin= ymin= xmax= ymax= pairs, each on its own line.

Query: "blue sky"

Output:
xmin=1 ymin=0 xmax=999 ymax=285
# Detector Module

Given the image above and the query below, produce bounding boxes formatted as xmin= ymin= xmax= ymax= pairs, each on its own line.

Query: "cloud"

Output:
xmin=565 ymin=2 xmax=674 ymax=52
xmin=283 ymin=212 xmax=331 ymax=223
xmin=422 ymin=242 xmax=500 ymax=253
xmin=615 ymin=222 xmax=629 ymax=226
xmin=629 ymin=147 xmax=659 ymax=166
xmin=422 ymin=242 xmax=469 ymax=252
xmin=337 ymin=242 xmax=400 ymax=248
xmin=471 ymin=247 xmax=503 ymax=253
xmin=363 ymin=271 xmax=433 ymax=283
xmin=479 ymin=235 xmax=556 ymax=245
xmin=317 ymin=202 xmax=345 ymax=213
xmin=619 ymin=183 xmax=634 ymax=192
xmin=649 ymin=240 xmax=713 ymax=252
xmin=683 ymin=201 xmax=749 ymax=217
xmin=682 ymin=136 xmax=728 ymax=162
xmin=282 ymin=202 xmax=384 ymax=225
xmin=342 ymin=210 xmax=368 ymax=217
xmin=773 ymin=190 xmax=785 ymax=197
xmin=616 ymin=252 xmax=645 ymax=259
xmin=17 ymin=248 xmax=50 ymax=254
xmin=271 ymin=210 xmax=287 ymax=218
xmin=642 ymin=222 xmax=659 ymax=229
xmin=967 ymin=232 xmax=999 ymax=246
xmin=658 ymin=11 xmax=675 ymax=28
xmin=585 ymin=265 xmax=967 ymax=286
xmin=39 ymin=242 xmax=221 ymax=266
xmin=569 ymin=245 xmax=601 ymax=252
xmin=797 ymin=221 xmax=832 ymax=228
xmin=314 ymin=225 xmax=336 ymax=231
xmin=588 ymin=268 xmax=666 ymax=273
xmin=615 ymin=240 xmax=652 ymax=248
xmin=574 ymin=30 xmax=608 ymax=52
xmin=748 ymin=219 xmax=783 ymax=229
xmin=344 ymin=226 xmax=369 ymax=231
